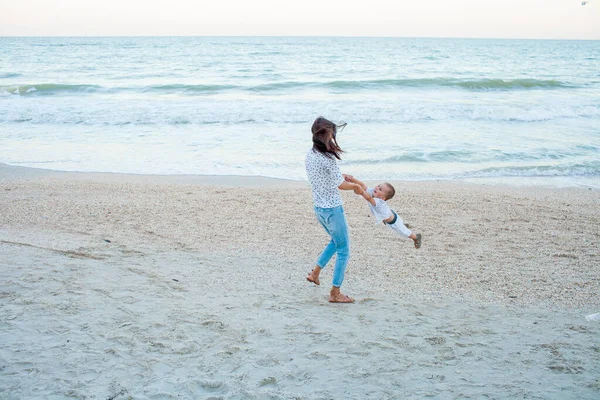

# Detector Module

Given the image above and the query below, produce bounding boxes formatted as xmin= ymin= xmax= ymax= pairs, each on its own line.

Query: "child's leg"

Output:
xmin=387 ymin=212 xmax=422 ymax=248
xmin=387 ymin=214 xmax=412 ymax=238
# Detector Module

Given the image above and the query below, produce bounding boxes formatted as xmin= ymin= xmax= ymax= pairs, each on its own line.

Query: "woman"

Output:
xmin=305 ymin=116 xmax=362 ymax=303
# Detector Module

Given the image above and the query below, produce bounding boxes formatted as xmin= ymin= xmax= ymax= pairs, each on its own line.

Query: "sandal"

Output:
xmin=306 ymin=270 xmax=320 ymax=285
xmin=414 ymin=233 xmax=422 ymax=249
xmin=329 ymin=293 xmax=355 ymax=303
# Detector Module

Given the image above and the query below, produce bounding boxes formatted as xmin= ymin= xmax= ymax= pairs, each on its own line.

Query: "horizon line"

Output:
xmin=1 ymin=34 xmax=599 ymax=41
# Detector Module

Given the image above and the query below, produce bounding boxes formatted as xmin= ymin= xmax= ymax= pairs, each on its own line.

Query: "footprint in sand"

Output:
xmin=425 ymin=336 xmax=447 ymax=345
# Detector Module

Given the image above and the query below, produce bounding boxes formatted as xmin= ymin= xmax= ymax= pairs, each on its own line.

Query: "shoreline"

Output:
xmin=2 ymin=162 xmax=599 ymax=189
xmin=0 ymin=162 xmax=305 ymax=188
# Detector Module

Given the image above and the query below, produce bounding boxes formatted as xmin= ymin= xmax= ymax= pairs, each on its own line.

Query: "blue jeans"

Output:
xmin=314 ymin=205 xmax=350 ymax=288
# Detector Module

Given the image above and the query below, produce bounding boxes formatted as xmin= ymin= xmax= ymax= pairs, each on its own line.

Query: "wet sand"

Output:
xmin=1 ymin=164 xmax=599 ymax=399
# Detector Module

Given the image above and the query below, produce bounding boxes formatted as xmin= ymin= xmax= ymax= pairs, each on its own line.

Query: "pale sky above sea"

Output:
xmin=1 ymin=0 xmax=599 ymax=39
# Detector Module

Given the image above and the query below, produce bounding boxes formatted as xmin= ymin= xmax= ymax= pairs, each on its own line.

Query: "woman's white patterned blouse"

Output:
xmin=305 ymin=148 xmax=344 ymax=208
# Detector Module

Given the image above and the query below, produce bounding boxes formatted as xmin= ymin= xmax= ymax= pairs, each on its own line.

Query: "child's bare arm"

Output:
xmin=360 ymin=188 xmax=377 ymax=206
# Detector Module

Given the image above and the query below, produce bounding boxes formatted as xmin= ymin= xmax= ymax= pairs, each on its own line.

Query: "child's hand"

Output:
xmin=343 ymin=174 xmax=355 ymax=182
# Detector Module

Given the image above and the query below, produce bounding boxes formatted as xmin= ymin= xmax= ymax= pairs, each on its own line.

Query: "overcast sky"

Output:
xmin=1 ymin=0 xmax=599 ymax=39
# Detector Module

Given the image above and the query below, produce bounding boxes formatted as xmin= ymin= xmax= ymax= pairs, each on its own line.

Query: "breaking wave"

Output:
xmin=1 ymin=78 xmax=577 ymax=96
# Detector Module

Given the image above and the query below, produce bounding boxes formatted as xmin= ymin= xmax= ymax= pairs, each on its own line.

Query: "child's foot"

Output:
xmin=306 ymin=269 xmax=320 ymax=285
xmin=414 ymin=233 xmax=422 ymax=249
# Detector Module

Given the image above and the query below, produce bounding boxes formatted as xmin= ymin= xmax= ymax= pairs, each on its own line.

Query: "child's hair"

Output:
xmin=311 ymin=116 xmax=347 ymax=160
xmin=383 ymin=183 xmax=395 ymax=200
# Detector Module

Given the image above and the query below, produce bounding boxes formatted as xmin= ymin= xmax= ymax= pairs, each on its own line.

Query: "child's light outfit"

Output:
xmin=366 ymin=187 xmax=412 ymax=238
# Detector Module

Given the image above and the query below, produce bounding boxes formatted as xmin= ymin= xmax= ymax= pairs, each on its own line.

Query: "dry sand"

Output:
xmin=1 ymin=163 xmax=599 ymax=399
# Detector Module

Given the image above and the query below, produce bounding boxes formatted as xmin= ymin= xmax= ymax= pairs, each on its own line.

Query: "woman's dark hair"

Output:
xmin=311 ymin=116 xmax=347 ymax=160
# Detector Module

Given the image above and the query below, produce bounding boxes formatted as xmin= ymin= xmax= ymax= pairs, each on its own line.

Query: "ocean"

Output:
xmin=1 ymin=36 xmax=599 ymax=185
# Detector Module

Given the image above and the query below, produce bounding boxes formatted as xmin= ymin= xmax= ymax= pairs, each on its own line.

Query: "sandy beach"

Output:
xmin=1 ymin=163 xmax=599 ymax=399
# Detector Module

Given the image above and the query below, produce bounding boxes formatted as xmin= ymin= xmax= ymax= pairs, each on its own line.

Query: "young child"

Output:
xmin=346 ymin=176 xmax=422 ymax=249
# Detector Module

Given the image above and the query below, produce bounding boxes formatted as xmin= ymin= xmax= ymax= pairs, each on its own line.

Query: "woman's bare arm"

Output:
xmin=345 ymin=175 xmax=368 ymax=191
